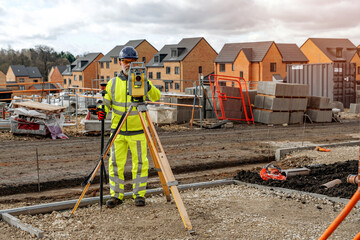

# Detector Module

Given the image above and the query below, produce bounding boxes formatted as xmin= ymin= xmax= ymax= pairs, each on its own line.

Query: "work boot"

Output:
xmin=106 ymin=197 xmax=123 ymax=208
xmin=135 ymin=197 xmax=146 ymax=207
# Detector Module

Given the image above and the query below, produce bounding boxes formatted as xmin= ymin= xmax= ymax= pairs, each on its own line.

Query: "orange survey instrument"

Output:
xmin=208 ymin=74 xmax=254 ymax=124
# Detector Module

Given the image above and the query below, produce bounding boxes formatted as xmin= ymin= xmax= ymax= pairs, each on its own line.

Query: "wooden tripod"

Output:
xmin=70 ymin=101 xmax=194 ymax=234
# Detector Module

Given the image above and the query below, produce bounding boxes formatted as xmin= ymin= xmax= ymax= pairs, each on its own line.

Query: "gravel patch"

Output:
xmin=1 ymin=184 xmax=360 ymax=239
xmin=279 ymin=146 xmax=359 ymax=168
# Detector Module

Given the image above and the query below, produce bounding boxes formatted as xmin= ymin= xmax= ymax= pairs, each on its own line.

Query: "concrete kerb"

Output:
xmin=275 ymin=141 xmax=360 ymax=161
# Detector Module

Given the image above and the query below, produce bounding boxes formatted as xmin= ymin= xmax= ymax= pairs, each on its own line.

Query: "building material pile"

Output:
xmin=306 ymin=96 xmax=332 ymax=122
xmin=254 ymin=82 xmax=308 ymax=124
xmin=10 ymin=101 xmax=68 ymax=139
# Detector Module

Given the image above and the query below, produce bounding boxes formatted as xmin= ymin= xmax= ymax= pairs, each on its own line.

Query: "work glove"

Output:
xmin=98 ymin=109 xmax=106 ymax=121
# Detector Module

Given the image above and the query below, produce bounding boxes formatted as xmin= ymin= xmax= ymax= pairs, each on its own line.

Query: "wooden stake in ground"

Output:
xmin=36 ymin=148 xmax=40 ymax=192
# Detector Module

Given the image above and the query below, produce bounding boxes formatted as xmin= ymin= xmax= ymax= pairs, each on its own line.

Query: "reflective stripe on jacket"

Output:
xmin=103 ymin=71 xmax=161 ymax=133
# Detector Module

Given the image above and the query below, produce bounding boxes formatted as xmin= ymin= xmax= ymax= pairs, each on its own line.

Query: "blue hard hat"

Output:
xmin=119 ymin=46 xmax=138 ymax=60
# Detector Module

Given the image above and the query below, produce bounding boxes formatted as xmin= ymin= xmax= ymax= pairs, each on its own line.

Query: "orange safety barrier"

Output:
xmin=208 ymin=74 xmax=254 ymax=124
xmin=0 ymin=81 xmax=62 ymax=86
xmin=0 ymin=89 xmax=61 ymax=94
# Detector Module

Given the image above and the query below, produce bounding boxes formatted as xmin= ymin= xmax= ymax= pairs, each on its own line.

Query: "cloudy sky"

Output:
xmin=0 ymin=0 xmax=359 ymax=56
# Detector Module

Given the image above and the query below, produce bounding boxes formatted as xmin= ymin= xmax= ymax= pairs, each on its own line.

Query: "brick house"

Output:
xmin=0 ymin=71 xmax=5 ymax=86
xmin=48 ymin=66 xmax=67 ymax=88
xmin=300 ymin=38 xmax=360 ymax=82
xmin=6 ymin=65 xmax=42 ymax=92
xmin=214 ymin=41 xmax=308 ymax=88
xmin=98 ymin=39 xmax=157 ymax=85
xmin=146 ymin=37 xmax=217 ymax=92
xmin=62 ymin=53 xmax=103 ymax=92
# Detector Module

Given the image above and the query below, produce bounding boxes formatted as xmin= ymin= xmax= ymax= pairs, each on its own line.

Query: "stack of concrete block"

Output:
xmin=254 ymin=81 xmax=309 ymax=124
xmin=306 ymin=96 xmax=332 ymax=122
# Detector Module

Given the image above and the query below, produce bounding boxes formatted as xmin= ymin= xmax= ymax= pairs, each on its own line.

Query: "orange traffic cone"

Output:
xmin=315 ymin=146 xmax=331 ymax=152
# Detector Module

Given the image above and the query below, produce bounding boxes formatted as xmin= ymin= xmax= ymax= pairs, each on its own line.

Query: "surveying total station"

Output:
xmin=70 ymin=63 xmax=195 ymax=234
xmin=128 ymin=62 xmax=148 ymax=99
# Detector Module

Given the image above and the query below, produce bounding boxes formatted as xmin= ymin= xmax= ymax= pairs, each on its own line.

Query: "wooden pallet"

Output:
xmin=192 ymin=119 xmax=232 ymax=129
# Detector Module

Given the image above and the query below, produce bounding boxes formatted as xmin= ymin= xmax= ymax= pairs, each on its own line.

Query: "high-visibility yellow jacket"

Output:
xmin=103 ymin=71 xmax=161 ymax=134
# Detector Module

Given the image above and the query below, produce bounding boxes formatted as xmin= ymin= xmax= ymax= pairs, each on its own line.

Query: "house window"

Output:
xmin=199 ymin=66 xmax=202 ymax=74
xmin=74 ymin=75 xmax=77 ymax=81
xmin=64 ymin=79 xmax=66 ymax=84
xmin=142 ymin=57 xmax=146 ymax=63
xmin=154 ymin=56 xmax=159 ymax=62
xmin=165 ymin=82 xmax=169 ymax=92
xmin=106 ymin=62 xmax=110 ymax=69
xmin=220 ymin=64 xmax=225 ymax=72
xmin=170 ymin=82 xmax=173 ymax=89
xmin=33 ymin=80 xmax=38 ymax=82
xmin=107 ymin=76 xmax=110 ymax=81
xmin=19 ymin=78 xmax=24 ymax=83
xmin=156 ymin=72 xmax=161 ymax=79
xmin=240 ymin=71 xmax=244 ymax=78
xmin=113 ymin=58 xmax=118 ymax=64
xmin=336 ymin=48 xmax=342 ymax=58
xmin=171 ymin=50 xmax=177 ymax=57
xmin=79 ymin=75 xmax=82 ymax=81
xmin=101 ymin=62 xmax=104 ymax=68
xmin=114 ymin=72 xmax=118 ymax=77
xmin=232 ymin=64 xmax=235 ymax=71
xmin=101 ymin=76 xmax=104 ymax=80
xmin=20 ymin=86 xmax=25 ymax=90
xmin=270 ymin=63 xmax=276 ymax=72
xmin=69 ymin=79 xmax=71 ymax=85
xmin=149 ymin=72 xmax=153 ymax=79
xmin=175 ymin=83 xmax=180 ymax=90
xmin=166 ymin=67 xmax=171 ymax=74
xmin=175 ymin=67 xmax=179 ymax=74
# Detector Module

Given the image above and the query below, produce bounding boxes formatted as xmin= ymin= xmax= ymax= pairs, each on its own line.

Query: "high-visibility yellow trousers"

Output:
xmin=108 ymin=133 xmax=149 ymax=200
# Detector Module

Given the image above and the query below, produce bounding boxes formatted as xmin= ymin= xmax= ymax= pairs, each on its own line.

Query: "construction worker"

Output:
xmin=98 ymin=46 xmax=161 ymax=208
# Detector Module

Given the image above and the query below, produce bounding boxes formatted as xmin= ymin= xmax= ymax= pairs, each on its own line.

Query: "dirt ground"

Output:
xmin=1 ymin=119 xmax=359 ymax=192
xmin=0 ymin=117 xmax=360 ymax=239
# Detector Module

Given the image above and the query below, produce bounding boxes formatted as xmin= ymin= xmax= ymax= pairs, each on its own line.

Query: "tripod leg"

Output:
xmin=70 ymin=108 xmax=132 ymax=216
xmin=138 ymin=112 xmax=171 ymax=201
xmin=140 ymin=111 xmax=194 ymax=232
xmin=100 ymin=111 xmax=105 ymax=211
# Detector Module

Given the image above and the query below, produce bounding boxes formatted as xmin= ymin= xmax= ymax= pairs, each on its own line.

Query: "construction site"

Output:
xmin=0 ymin=68 xmax=360 ymax=239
